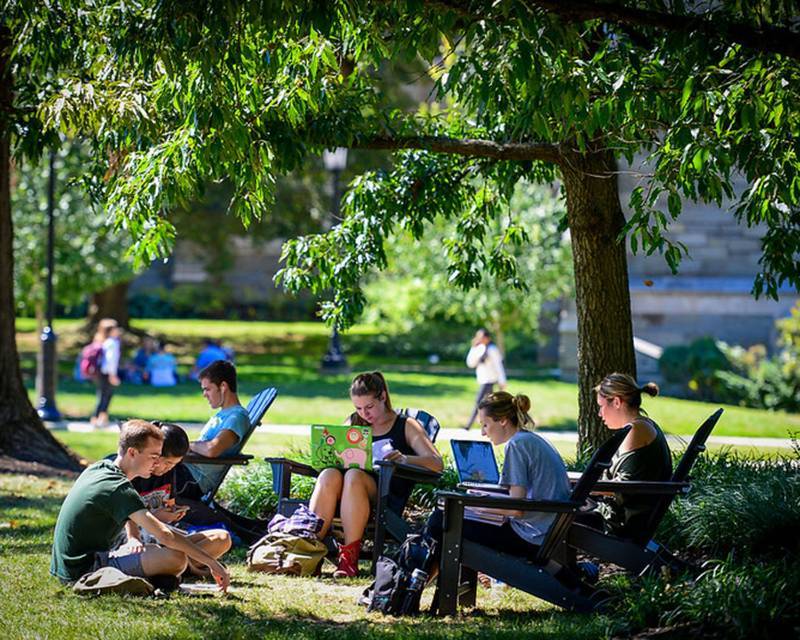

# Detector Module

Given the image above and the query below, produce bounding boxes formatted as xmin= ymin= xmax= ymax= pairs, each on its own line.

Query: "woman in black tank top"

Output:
xmin=308 ymin=372 xmax=443 ymax=578
xmin=582 ymin=373 xmax=672 ymax=540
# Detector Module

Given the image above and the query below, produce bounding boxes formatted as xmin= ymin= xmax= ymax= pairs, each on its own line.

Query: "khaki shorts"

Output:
xmin=93 ymin=548 xmax=146 ymax=577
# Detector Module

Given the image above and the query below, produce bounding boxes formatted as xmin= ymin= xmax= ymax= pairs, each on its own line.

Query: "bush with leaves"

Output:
xmin=714 ymin=303 xmax=800 ymax=412
xmin=607 ymin=556 xmax=800 ymax=640
xmin=658 ymin=337 xmax=736 ymax=401
xmin=608 ymin=445 xmax=800 ymax=638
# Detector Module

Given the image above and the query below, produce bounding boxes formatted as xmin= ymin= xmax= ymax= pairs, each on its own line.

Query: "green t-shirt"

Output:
xmin=50 ymin=460 xmax=146 ymax=582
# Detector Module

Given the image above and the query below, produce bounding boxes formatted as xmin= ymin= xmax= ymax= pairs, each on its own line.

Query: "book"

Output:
xmin=464 ymin=506 xmax=507 ymax=526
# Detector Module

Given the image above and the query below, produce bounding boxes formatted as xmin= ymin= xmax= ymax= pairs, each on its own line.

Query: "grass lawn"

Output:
xmin=0 ymin=473 xmax=612 ymax=640
xmin=16 ymin=318 xmax=800 ymax=440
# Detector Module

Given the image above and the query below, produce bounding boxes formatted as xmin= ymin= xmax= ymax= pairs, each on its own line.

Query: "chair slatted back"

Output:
xmin=397 ymin=408 xmax=441 ymax=443
xmin=639 ymin=408 xmax=723 ymax=539
xmin=536 ymin=426 xmax=630 ymax=561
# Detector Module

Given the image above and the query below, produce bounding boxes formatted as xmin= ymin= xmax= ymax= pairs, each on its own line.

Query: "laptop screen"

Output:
xmin=310 ymin=424 xmax=373 ymax=470
xmin=450 ymin=440 xmax=500 ymax=484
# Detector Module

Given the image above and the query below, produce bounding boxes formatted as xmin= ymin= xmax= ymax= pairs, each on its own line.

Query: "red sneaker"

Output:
xmin=333 ymin=539 xmax=361 ymax=578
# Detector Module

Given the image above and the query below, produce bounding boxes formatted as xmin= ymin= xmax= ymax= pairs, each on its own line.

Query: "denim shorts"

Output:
xmin=93 ymin=548 xmax=146 ymax=577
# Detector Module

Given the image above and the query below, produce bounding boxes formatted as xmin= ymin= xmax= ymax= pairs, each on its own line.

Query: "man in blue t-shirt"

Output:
xmin=190 ymin=339 xmax=231 ymax=380
xmin=183 ymin=360 xmax=251 ymax=497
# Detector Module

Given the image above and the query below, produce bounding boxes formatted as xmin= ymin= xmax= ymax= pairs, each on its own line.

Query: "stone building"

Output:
xmin=557 ymin=173 xmax=799 ymax=381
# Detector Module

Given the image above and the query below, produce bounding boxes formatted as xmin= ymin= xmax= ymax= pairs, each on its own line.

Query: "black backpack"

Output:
xmin=360 ymin=530 xmax=437 ymax=616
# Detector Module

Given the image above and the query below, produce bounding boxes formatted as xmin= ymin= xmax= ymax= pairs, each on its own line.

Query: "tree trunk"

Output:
xmin=560 ymin=149 xmax=637 ymax=455
xmin=0 ymin=26 xmax=82 ymax=471
xmin=87 ymin=280 xmax=130 ymax=329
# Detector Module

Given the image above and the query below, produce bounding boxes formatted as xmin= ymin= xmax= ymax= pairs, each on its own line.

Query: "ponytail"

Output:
xmin=478 ymin=391 xmax=536 ymax=431
xmin=594 ymin=373 xmax=659 ymax=410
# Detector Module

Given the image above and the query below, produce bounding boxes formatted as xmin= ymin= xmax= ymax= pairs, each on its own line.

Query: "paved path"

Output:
xmin=49 ymin=421 xmax=795 ymax=449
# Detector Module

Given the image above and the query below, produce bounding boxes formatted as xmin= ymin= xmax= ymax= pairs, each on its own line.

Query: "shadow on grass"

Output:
xmin=146 ymin=601 xmax=601 ymax=640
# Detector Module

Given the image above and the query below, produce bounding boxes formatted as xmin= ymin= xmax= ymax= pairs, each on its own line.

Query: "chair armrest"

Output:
xmin=588 ymin=480 xmax=691 ymax=495
xmin=263 ymin=457 xmax=319 ymax=478
xmin=182 ymin=453 xmax=253 ymax=466
xmin=436 ymin=490 xmax=582 ymax=514
xmin=374 ymin=460 xmax=442 ymax=484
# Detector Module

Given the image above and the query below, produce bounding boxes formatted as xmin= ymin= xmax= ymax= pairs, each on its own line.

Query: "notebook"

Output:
xmin=310 ymin=424 xmax=373 ymax=470
xmin=450 ymin=439 xmax=507 ymax=492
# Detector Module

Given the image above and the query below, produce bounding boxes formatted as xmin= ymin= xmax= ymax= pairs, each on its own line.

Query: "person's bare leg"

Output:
xmin=185 ymin=530 xmax=232 ymax=576
xmin=340 ymin=469 xmax=377 ymax=544
xmin=309 ymin=468 xmax=344 ymax=538
xmin=138 ymin=544 xmax=188 ymax=577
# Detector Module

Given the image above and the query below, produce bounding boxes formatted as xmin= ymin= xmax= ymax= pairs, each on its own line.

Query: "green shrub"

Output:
xmin=715 ymin=334 xmax=800 ymax=412
xmin=218 ymin=457 xmax=316 ymax=519
xmin=659 ymin=450 xmax=800 ymax=557
xmin=658 ymin=337 xmax=736 ymax=401
xmin=608 ymin=556 xmax=800 ymax=640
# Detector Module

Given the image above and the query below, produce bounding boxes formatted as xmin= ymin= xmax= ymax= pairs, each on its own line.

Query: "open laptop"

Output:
xmin=450 ymin=440 xmax=508 ymax=493
xmin=311 ymin=424 xmax=373 ymax=470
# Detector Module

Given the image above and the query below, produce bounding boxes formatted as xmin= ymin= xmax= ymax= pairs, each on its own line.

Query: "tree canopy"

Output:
xmin=361 ymin=181 xmax=573 ymax=350
xmin=2 ymin=0 xmax=799 ymax=462
xmin=12 ymin=141 xmax=139 ymax=317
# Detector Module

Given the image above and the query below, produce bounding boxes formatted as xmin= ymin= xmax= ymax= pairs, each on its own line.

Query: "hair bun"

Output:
xmin=641 ymin=382 xmax=659 ymax=397
xmin=513 ymin=394 xmax=531 ymax=414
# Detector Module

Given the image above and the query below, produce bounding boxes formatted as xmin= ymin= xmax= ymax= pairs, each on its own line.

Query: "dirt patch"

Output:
xmin=0 ymin=455 xmax=79 ymax=478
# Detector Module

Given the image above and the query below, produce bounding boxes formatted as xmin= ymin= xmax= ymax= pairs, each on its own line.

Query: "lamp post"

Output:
xmin=36 ymin=149 xmax=61 ymax=421
xmin=319 ymin=148 xmax=350 ymax=374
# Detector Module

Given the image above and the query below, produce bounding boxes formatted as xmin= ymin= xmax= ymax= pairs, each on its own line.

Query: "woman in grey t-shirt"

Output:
xmin=428 ymin=391 xmax=570 ymax=555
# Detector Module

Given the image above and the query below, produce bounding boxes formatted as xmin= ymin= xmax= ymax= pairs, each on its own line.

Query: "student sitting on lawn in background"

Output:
xmin=190 ymin=338 xmax=231 ymax=380
xmin=50 ymin=419 xmax=230 ymax=591
xmin=145 ymin=341 xmax=179 ymax=387
xmin=123 ymin=422 xmax=231 ymax=576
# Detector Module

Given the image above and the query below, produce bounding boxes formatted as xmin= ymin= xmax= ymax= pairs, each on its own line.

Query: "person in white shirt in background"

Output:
xmin=91 ymin=318 xmax=121 ymax=428
xmin=464 ymin=328 xmax=507 ymax=430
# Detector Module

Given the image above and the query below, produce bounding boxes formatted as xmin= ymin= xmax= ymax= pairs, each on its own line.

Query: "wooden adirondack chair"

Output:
xmin=181 ymin=386 xmax=279 ymax=500
xmin=433 ymin=426 xmax=631 ymax=616
xmin=265 ymin=408 xmax=443 ymax=571
xmin=566 ymin=408 xmax=723 ymax=575
xmin=176 ymin=387 xmax=278 ymax=543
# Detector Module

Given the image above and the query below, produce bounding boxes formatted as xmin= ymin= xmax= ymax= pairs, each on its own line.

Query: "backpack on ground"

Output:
xmin=79 ymin=342 xmax=103 ymax=379
xmin=246 ymin=531 xmax=327 ymax=576
xmin=73 ymin=567 xmax=154 ymax=597
xmin=360 ymin=529 xmax=438 ymax=616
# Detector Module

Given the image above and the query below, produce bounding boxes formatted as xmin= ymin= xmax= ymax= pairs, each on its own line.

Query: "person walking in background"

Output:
xmin=89 ymin=318 xmax=121 ymax=428
xmin=464 ymin=328 xmax=507 ymax=430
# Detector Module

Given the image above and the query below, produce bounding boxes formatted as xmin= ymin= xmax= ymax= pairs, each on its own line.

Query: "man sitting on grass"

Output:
xmin=123 ymin=422 xmax=231 ymax=576
xmin=50 ymin=419 xmax=230 ymax=592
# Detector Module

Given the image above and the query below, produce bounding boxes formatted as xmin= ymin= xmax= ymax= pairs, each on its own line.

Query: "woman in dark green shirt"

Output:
xmin=585 ymin=373 xmax=672 ymax=542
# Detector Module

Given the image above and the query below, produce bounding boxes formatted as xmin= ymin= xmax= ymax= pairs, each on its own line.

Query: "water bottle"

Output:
xmin=400 ymin=568 xmax=428 ymax=615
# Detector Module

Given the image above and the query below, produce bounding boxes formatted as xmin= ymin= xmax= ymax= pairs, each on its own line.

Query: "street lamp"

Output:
xmin=319 ymin=148 xmax=350 ymax=374
xmin=36 ymin=149 xmax=61 ymax=421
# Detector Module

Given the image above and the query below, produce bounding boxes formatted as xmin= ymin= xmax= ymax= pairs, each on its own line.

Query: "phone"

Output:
xmin=172 ymin=505 xmax=190 ymax=514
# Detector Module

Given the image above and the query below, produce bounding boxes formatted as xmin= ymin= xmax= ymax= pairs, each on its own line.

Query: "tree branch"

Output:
xmin=354 ymin=134 xmax=562 ymax=164
xmin=524 ymin=0 xmax=800 ymax=61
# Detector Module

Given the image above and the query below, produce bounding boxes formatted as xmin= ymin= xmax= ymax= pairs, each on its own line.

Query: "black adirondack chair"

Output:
xmin=567 ymin=408 xmax=723 ymax=575
xmin=433 ymin=426 xmax=631 ymax=616
xmin=265 ymin=408 xmax=443 ymax=571
xmin=177 ymin=387 xmax=278 ymax=542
